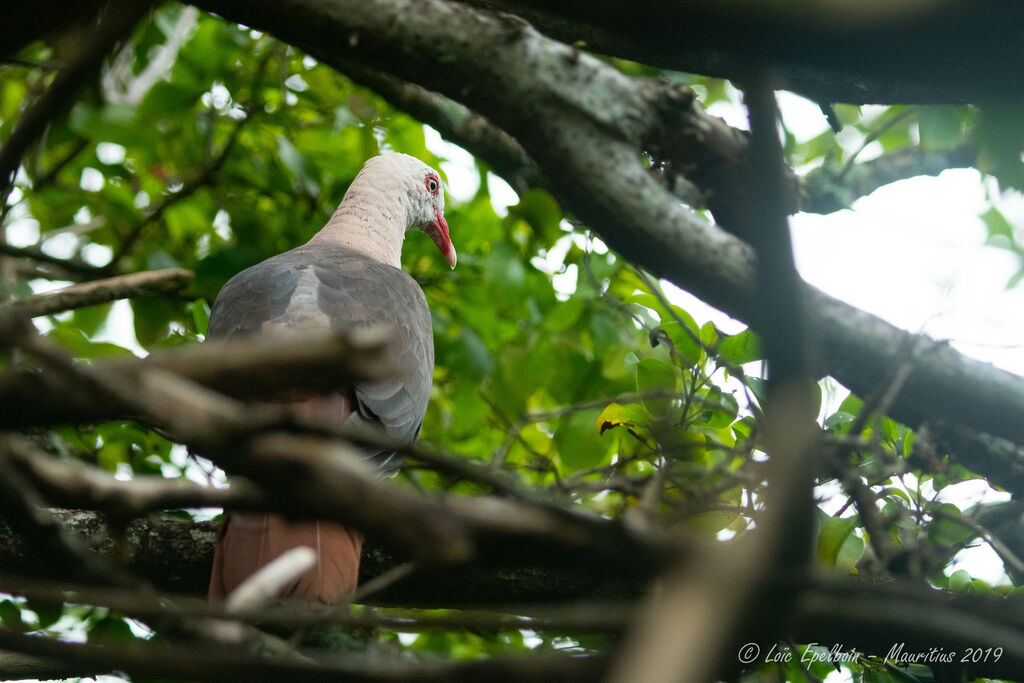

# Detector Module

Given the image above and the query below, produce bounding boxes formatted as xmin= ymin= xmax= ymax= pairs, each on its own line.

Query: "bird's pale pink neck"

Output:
xmin=309 ymin=183 xmax=408 ymax=268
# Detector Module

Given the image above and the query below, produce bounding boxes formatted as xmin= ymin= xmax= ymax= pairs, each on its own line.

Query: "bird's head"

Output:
xmin=368 ymin=153 xmax=456 ymax=269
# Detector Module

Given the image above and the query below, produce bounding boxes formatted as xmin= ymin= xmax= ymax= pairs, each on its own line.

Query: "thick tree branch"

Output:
xmin=0 ymin=327 xmax=400 ymax=428
xmin=455 ymin=0 xmax=1024 ymax=105
xmin=3 ymin=513 xmax=1023 ymax=678
xmin=0 ymin=651 xmax=105 ymax=682
xmin=2 ymin=320 xmax=672 ymax=577
xmin=5 ymin=436 xmax=263 ymax=517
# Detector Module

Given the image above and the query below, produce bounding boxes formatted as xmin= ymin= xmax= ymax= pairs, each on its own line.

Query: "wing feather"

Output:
xmin=207 ymin=244 xmax=433 ymax=471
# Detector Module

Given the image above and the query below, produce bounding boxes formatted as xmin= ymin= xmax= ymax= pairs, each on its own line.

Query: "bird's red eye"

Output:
xmin=425 ymin=176 xmax=439 ymax=195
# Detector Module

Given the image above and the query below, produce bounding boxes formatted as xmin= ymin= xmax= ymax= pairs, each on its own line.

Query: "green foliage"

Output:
xmin=0 ymin=6 xmax=1016 ymax=679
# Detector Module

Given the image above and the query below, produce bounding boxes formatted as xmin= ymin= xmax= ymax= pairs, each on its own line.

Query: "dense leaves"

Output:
xmin=2 ymin=5 xmax=1023 ymax=683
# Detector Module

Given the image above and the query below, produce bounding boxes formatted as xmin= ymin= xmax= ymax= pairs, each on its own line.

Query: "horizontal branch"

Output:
xmin=0 ymin=650 xmax=104 ymax=682
xmin=451 ymin=0 xmax=1024 ymax=105
xmin=0 ymin=627 xmax=607 ymax=683
xmin=1 ymin=268 xmax=194 ymax=318
xmin=0 ymin=327 xmax=398 ymax=427
xmin=3 ymin=513 xmax=1023 ymax=678
xmin=801 ymin=144 xmax=978 ymax=214
xmin=4 ymin=436 xmax=263 ymax=517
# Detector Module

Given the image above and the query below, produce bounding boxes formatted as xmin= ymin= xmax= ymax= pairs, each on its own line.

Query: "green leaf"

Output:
xmin=276 ymin=134 xmax=320 ymax=195
xmin=948 ymin=568 xmax=973 ymax=592
xmin=927 ymin=502 xmax=974 ymax=546
xmin=595 ymin=402 xmax=650 ymax=445
xmin=26 ymin=600 xmax=64 ymax=631
xmin=1007 ymin=266 xmax=1024 ymax=290
xmin=687 ymin=510 xmax=740 ymax=536
xmin=188 ymin=299 xmax=211 ymax=336
xmin=980 ymin=206 xmax=1017 ymax=247
xmin=717 ymin=329 xmax=761 ymax=366
xmin=635 ymin=357 xmax=679 ymax=419
xmin=917 ymin=106 xmax=965 ymax=150
xmin=823 ymin=411 xmax=856 ymax=432
xmin=816 ymin=516 xmax=859 ymax=568
xmin=483 ymin=242 xmax=526 ymax=303
xmin=506 ymin=188 xmax=563 ymax=247
xmin=695 ymin=387 xmax=739 ymax=429
xmin=744 ymin=376 xmax=768 ymax=406
xmin=556 ymin=409 xmax=613 ymax=472
xmin=659 ymin=321 xmax=701 ymax=368
xmin=88 ymin=615 xmax=136 ymax=643
xmin=68 ymin=102 xmax=157 ymax=148
xmin=699 ymin=321 xmax=719 ymax=348
xmin=133 ymin=295 xmax=184 ymax=347
xmin=0 ymin=599 xmax=25 ymax=631
xmin=47 ymin=327 xmax=134 ymax=358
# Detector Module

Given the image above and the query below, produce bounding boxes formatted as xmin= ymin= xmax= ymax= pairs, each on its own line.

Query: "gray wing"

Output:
xmin=208 ymin=244 xmax=434 ymax=471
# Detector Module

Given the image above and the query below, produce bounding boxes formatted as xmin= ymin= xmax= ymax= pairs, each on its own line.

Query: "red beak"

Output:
xmin=430 ymin=207 xmax=457 ymax=269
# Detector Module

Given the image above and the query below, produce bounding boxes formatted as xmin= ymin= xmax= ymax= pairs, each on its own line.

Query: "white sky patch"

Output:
xmin=80 ymin=167 xmax=105 ymax=192
xmin=201 ymin=81 xmax=232 ymax=110
xmin=39 ymin=232 xmax=79 ymax=259
xmin=5 ymin=216 xmax=39 ymax=247
xmin=91 ymin=299 xmax=147 ymax=356
xmin=284 ymin=74 xmax=308 ymax=92
xmin=96 ymin=142 xmax=127 ymax=165
xmin=82 ymin=242 xmax=113 ymax=267
xmin=487 ymin=172 xmax=519 ymax=216
xmin=791 ymin=170 xmax=1024 ymax=377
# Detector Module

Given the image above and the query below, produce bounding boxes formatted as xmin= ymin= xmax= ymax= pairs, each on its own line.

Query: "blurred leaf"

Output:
xmin=276 ymin=134 xmax=320 ymax=195
xmin=557 ymin=409 xmax=613 ymax=472
xmin=188 ymin=298 xmax=211 ymax=336
xmin=68 ymin=103 xmax=157 ymax=148
xmin=507 ymin=189 xmax=562 ymax=247
xmin=47 ymin=327 xmax=134 ymax=358
xmin=595 ymin=402 xmax=650 ymax=445
xmin=927 ymin=503 xmax=974 ymax=546
xmin=0 ymin=600 xmax=25 ymax=631
xmin=917 ymin=106 xmax=965 ymax=150
xmin=687 ymin=510 xmax=740 ymax=536
xmin=717 ymin=329 xmax=761 ymax=366
xmin=26 ymin=600 xmax=64 ymax=631
xmin=949 ymin=569 xmax=973 ymax=592
xmin=981 ymin=206 xmax=1017 ymax=246
xmin=816 ymin=516 xmax=859 ymax=569
xmin=636 ymin=357 xmax=679 ymax=419
xmin=88 ymin=615 xmax=136 ymax=643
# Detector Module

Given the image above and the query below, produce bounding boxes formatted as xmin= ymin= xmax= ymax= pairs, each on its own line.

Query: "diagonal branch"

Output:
xmin=336 ymin=61 xmax=544 ymax=195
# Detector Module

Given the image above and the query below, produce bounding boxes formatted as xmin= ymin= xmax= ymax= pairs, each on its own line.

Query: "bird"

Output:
xmin=207 ymin=153 xmax=454 ymax=604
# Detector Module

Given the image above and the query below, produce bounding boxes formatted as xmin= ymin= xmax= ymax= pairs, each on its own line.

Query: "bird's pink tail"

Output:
xmin=208 ymin=513 xmax=362 ymax=604
xmin=209 ymin=394 xmax=361 ymax=604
